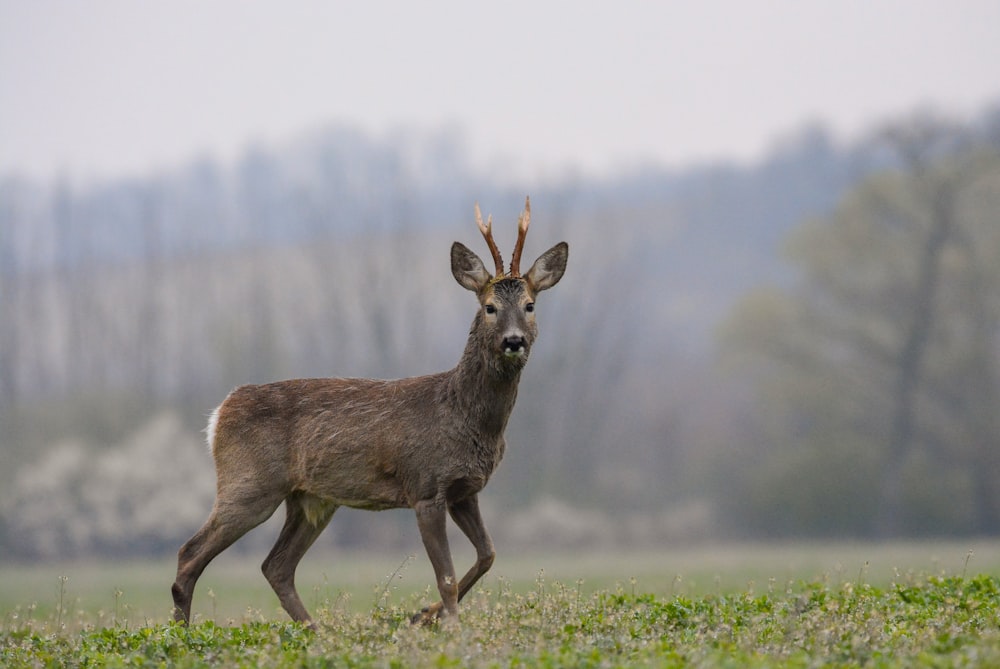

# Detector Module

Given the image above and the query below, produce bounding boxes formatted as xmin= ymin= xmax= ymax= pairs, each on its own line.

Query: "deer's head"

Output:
xmin=451 ymin=197 xmax=568 ymax=372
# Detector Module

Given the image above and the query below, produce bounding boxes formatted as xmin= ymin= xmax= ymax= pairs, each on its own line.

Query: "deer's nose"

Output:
xmin=502 ymin=335 xmax=527 ymax=356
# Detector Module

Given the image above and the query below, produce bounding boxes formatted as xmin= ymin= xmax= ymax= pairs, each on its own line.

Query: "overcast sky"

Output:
xmin=2 ymin=0 xmax=999 ymax=184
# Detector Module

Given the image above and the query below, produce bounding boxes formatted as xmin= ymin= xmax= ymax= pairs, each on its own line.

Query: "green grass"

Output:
xmin=3 ymin=541 xmax=1000 ymax=666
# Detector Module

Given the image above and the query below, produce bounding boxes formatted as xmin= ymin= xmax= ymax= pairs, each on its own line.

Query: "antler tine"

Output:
xmin=475 ymin=202 xmax=505 ymax=278
xmin=509 ymin=195 xmax=530 ymax=277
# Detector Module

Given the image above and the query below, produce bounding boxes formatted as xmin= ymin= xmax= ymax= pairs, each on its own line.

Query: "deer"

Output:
xmin=171 ymin=197 xmax=568 ymax=628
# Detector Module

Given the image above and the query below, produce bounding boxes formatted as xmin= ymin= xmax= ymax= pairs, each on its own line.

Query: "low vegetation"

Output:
xmin=3 ymin=553 xmax=999 ymax=667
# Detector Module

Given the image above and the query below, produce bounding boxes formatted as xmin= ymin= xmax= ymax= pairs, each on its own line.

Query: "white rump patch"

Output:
xmin=205 ymin=406 xmax=221 ymax=454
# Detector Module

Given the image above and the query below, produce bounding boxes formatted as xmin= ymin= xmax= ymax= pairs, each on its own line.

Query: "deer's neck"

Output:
xmin=446 ymin=335 xmax=522 ymax=437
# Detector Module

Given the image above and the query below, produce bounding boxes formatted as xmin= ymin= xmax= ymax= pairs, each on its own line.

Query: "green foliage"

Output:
xmin=4 ymin=574 xmax=1000 ymax=667
xmin=720 ymin=131 xmax=1000 ymax=537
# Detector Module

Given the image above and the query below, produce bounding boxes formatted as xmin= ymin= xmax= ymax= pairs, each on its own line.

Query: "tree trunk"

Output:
xmin=877 ymin=187 xmax=955 ymax=537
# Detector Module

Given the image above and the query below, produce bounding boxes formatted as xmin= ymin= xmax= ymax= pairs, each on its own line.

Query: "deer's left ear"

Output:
xmin=451 ymin=241 xmax=493 ymax=292
xmin=524 ymin=242 xmax=568 ymax=293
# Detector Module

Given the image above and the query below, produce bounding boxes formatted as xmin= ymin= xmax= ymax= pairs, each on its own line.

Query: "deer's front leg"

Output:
xmin=413 ymin=498 xmax=458 ymax=625
xmin=448 ymin=494 xmax=495 ymax=602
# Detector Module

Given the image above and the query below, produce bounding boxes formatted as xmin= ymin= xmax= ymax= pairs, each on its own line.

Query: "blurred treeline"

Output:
xmin=2 ymin=108 xmax=999 ymax=560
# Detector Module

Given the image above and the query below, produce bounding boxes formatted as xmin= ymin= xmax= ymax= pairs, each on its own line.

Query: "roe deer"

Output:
xmin=172 ymin=197 xmax=568 ymax=627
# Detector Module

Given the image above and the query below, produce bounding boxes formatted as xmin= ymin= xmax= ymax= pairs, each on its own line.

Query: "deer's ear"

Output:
xmin=451 ymin=242 xmax=492 ymax=292
xmin=524 ymin=242 xmax=568 ymax=293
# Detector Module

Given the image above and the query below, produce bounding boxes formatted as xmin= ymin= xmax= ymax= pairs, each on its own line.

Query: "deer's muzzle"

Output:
xmin=502 ymin=334 xmax=527 ymax=358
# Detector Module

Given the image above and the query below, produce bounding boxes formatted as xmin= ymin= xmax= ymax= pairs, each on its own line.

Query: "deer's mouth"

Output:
xmin=501 ymin=335 xmax=527 ymax=359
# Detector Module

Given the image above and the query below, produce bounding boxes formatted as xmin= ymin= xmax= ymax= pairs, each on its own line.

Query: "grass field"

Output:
xmin=2 ymin=540 xmax=1000 ymax=666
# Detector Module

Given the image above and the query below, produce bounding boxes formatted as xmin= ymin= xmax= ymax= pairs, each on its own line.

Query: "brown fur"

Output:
xmin=172 ymin=230 xmax=568 ymax=627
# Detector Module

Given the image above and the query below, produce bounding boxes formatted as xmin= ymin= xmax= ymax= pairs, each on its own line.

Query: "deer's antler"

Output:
xmin=475 ymin=203 xmax=505 ymax=278
xmin=509 ymin=196 xmax=530 ymax=277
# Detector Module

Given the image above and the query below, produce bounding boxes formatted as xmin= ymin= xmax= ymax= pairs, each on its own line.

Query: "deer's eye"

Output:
xmin=484 ymin=304 xmax=497 ymax=315
xmin=525 ymin=303 xmax=535 ymax=313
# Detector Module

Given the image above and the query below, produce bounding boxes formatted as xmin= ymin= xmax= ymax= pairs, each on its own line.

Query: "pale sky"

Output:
xmin=2 ymin=0 xmax=998 ymax=183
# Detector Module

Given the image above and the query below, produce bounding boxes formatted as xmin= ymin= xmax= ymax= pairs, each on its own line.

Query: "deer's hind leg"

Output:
xmin=262 ymin=493 xmax=337 ymax=627
xmin=172 ymin=493 xmax=284 ymax=624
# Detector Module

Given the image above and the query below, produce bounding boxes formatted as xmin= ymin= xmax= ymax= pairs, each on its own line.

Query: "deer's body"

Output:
xmin=172 ymin=199 xmax=567 ymax=627
xmin=210 ymin=350 xmax=515 ymax=515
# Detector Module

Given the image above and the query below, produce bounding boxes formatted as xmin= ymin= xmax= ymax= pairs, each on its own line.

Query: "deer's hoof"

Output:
xmin=410 ymin=608 xmax=437 ymax=627
xmin=410 ymin=606 xmax=435 ymax=626
xmin=410 ymin=602 xmax=446 ymax=626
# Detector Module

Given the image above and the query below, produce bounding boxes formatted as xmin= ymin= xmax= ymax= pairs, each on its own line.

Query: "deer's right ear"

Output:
xmin=451 ymin=242 xmax=492 ymax=292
